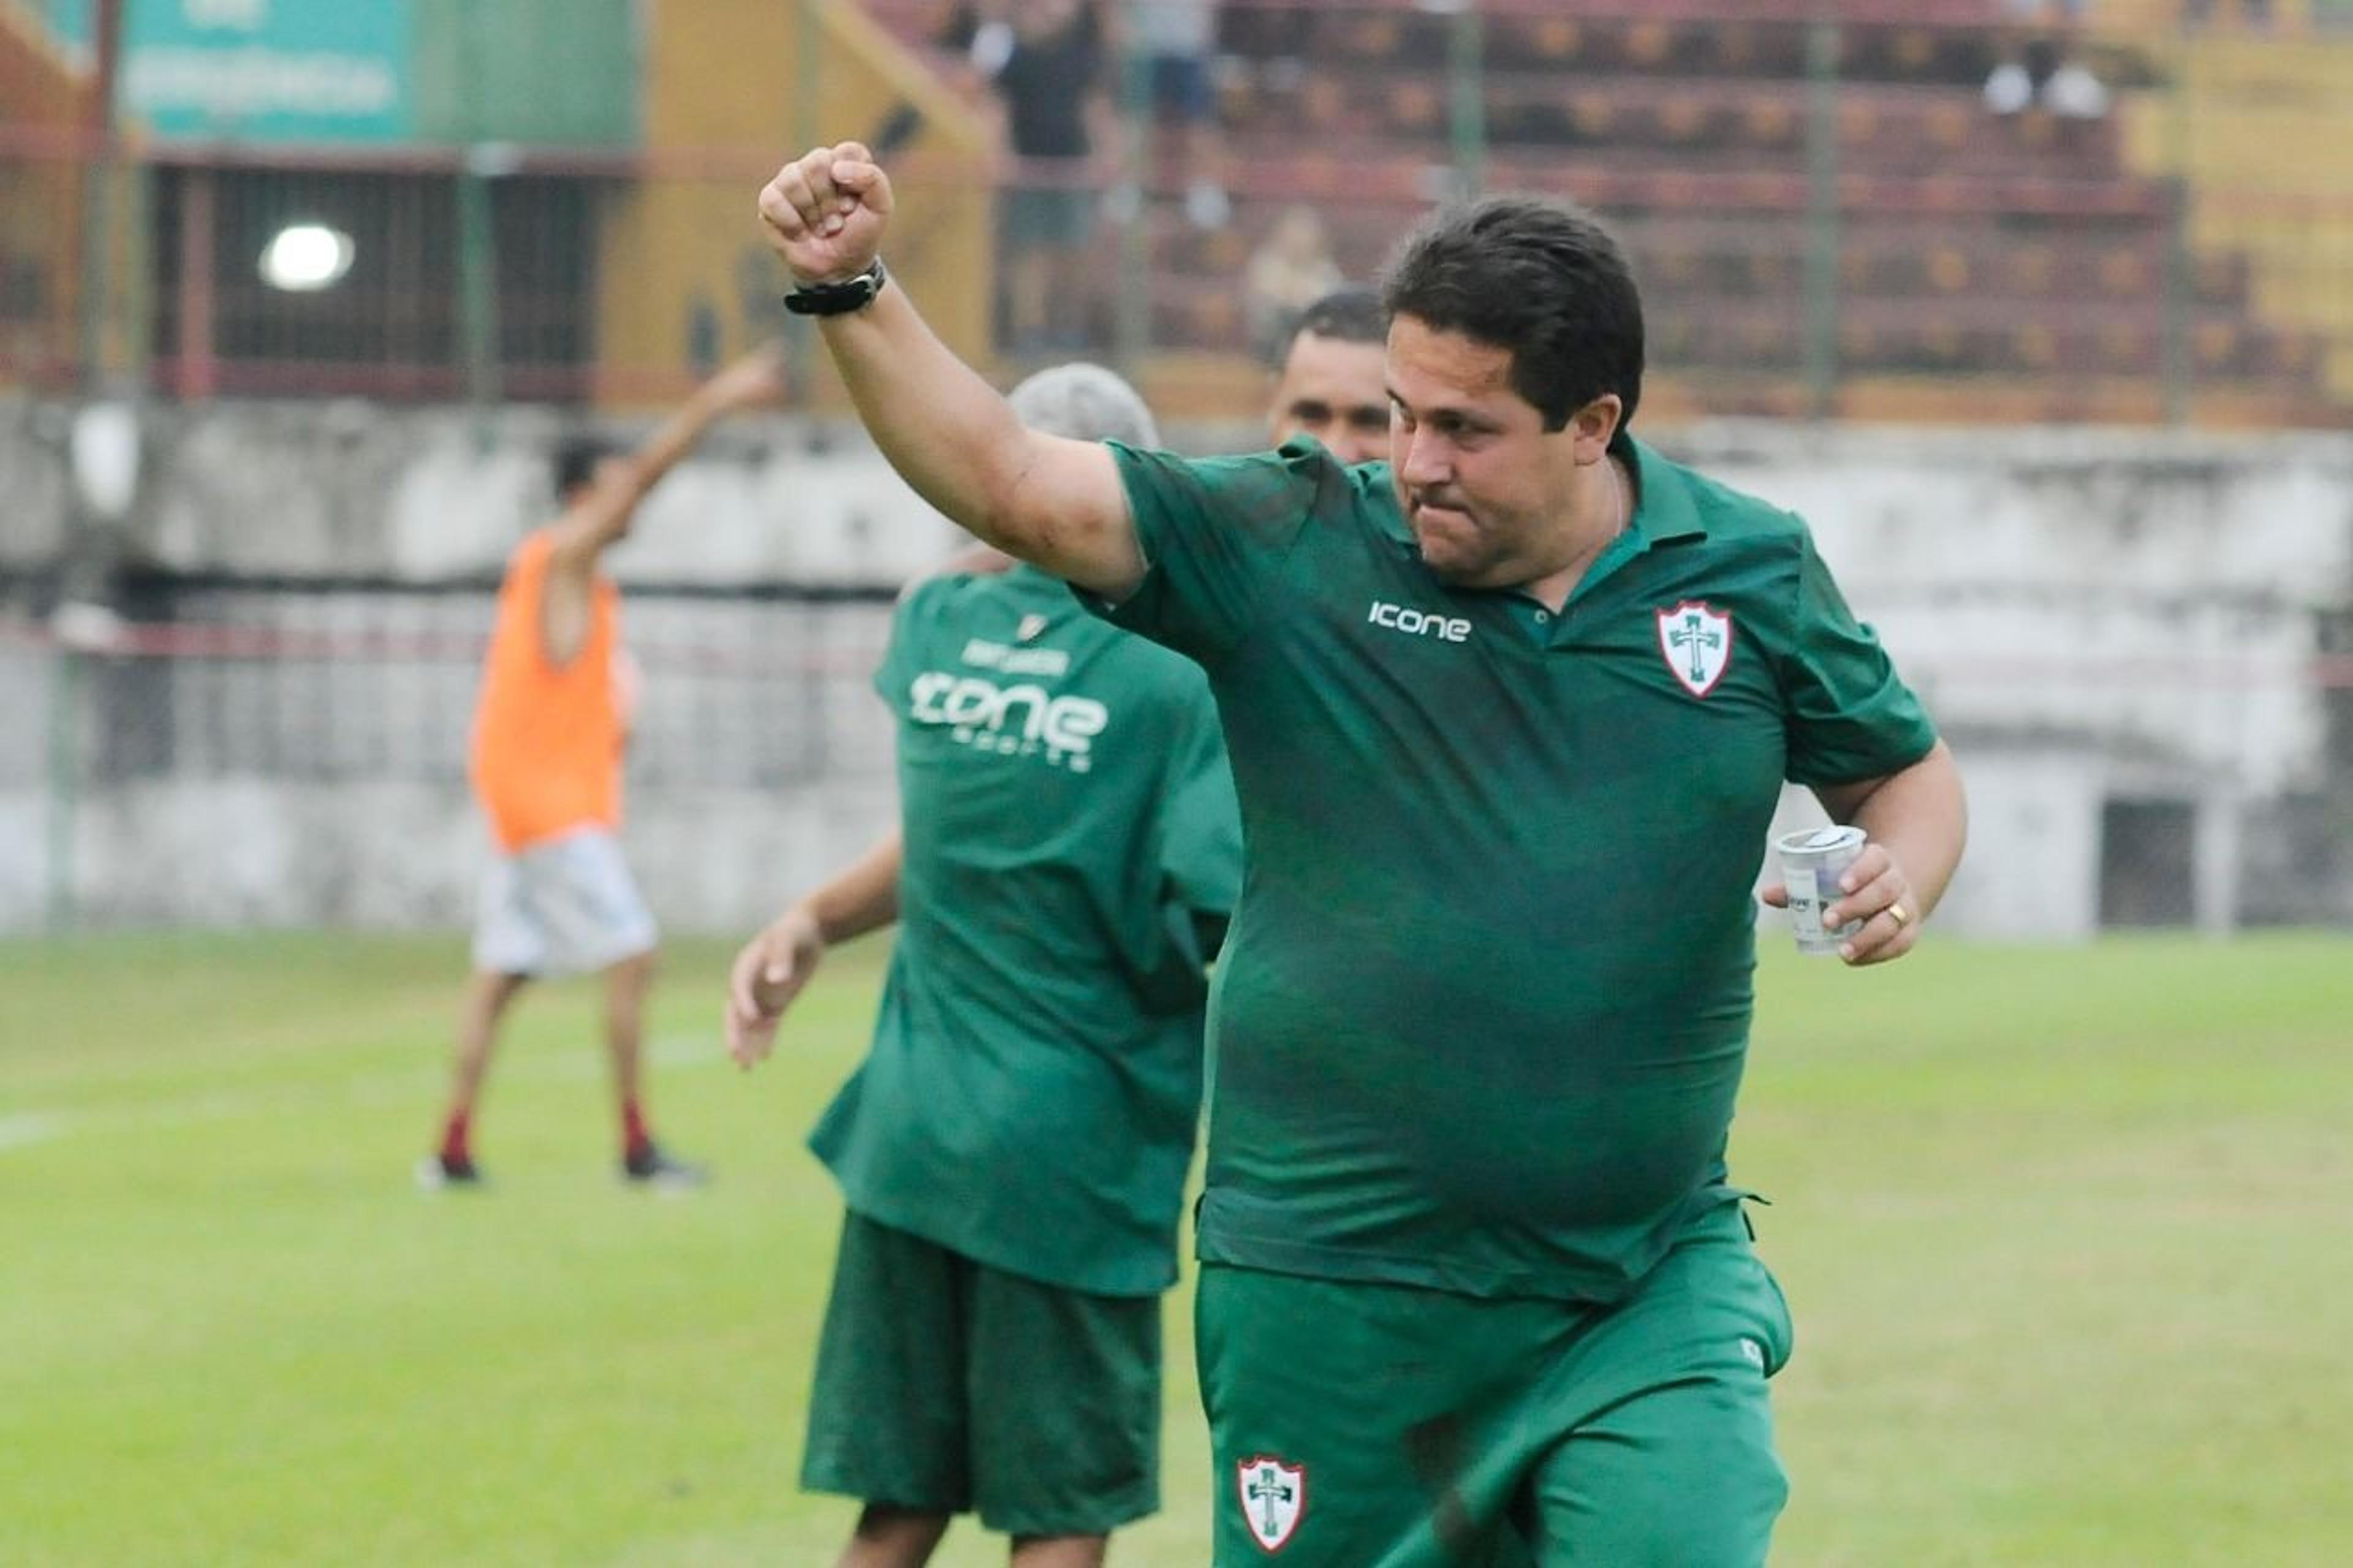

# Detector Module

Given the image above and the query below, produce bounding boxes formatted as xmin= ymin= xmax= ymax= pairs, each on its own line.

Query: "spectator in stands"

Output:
xmin=727 ymin=363 xmax=1238 ymax=1568
xmin=1265 ymin=283 xmax=1391 ymax=465
xmin=1243 ymin=203 xmax=1346 ymax=362
xmin=1218 ymin=0 xmax=1311 ymax=94
xmin=924 ymin=1 xmax=1017 ymax=97
xmin=865 ymin=2 xmax=1010 ymax=152
xmin=979 ymin=0 xmax=1113 ymax=352
xmin=1128 ymin=0 xmax=1230 ymax=229
xmin=1985 ymin=0 xmax=2110 ymax=119
xmin=422 ymin=347 xmax=789 ymax=1192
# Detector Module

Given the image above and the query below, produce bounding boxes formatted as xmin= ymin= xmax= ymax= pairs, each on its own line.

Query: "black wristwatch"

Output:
xmin=784 ymin=257 xmax=889 ymax=317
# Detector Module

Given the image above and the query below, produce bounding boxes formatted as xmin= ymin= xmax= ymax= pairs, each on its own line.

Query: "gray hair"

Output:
xmin=1006 ymin=362 xmax=1161 ymax=449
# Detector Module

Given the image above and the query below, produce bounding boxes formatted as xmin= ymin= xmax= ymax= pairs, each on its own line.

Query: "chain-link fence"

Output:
xmin=7 ymin=581 xmax=893 ymax=785
xmin=0 ymin=585 xmax=897 ymax=930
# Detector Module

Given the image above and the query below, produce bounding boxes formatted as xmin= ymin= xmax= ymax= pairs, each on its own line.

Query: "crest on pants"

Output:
xmin=1656 ymin=599 xmax=1734 ymax=697
xmin=1236 ymin=1455 xmax=1306 ymax=1553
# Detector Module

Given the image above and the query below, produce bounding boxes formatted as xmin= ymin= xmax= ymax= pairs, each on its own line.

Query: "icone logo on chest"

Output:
xmin=1367 ymin=599 xmax=1472 ymax=643
xmin=909 ymin=670 xmax=1107 ymax=771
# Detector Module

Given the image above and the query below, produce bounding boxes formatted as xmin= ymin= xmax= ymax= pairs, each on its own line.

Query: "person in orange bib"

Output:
xmin=422 ymin=347 xmax=789 ymax=1191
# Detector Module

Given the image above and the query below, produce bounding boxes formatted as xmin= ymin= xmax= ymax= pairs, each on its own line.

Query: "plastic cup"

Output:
xmin=1776 ymin=824 xmax=1866 ymax=956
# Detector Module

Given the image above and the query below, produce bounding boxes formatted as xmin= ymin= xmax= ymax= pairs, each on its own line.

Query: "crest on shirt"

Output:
xmin=1016 ymin=612 xmax=1049 ymax=643
xmin=1236 ymin=1455 xmax=1306 ymax=1553
xmin=1656 ymin=600 xmax=1733 ymax=697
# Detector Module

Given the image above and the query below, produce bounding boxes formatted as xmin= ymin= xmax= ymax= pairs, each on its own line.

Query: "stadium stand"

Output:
xmin=6 ymin=0 xmax=2344 ymax=425
xmin=870 ymin=0 xmax=2349 ymax=426
xmin=2114 ymin=18 xmax=2353 ymax=401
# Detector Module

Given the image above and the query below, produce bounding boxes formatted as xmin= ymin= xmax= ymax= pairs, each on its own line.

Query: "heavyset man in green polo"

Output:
xmin=756 ymin=142 xmax=1968 ymax=1565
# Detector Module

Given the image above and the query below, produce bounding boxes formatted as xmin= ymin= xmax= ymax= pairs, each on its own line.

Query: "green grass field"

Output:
xmin=4 ymin=931 xmax=2349 ymax=1566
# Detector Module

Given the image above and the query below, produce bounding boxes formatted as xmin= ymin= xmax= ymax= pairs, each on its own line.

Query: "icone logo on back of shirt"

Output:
xmin=909 ymin=670 xmax=1107 ymax=771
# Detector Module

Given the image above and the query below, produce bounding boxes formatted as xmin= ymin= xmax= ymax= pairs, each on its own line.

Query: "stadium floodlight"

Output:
xmin=258 ymin=223 xmax=356 ymax=292
xmin=70 ymin=401 xmax=142 ymax=520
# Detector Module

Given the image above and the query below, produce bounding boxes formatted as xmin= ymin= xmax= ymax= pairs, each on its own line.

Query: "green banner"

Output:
xmin=32 ymin=0 xmax=640 ymax=148
xmin=39 ymin=0 xmax=415 ymax=145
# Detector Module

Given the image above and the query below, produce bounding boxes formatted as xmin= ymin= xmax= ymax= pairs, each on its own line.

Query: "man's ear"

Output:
xmin=1567 ymin=393 xmax=1623 ymax=463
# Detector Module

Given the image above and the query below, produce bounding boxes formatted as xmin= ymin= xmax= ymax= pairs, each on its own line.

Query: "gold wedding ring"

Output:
xmin=1887 ymin=903 xmax=1909 ymax=929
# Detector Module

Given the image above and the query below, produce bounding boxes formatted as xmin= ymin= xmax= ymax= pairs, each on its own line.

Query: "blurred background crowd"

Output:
xmin=10 ymin=0 xmax=2352 ymax=421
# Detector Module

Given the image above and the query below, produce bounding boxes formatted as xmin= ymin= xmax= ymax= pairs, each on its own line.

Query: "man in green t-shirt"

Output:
xmin=757 ymin=143 xmax=1968 ymax=1566
xmin=727 ymin=365 xmax=1241 ymax=1568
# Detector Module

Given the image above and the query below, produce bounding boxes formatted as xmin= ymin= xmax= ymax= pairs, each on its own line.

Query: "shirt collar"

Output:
xmin=1622 ymin=435 xmax=1705 ymax=545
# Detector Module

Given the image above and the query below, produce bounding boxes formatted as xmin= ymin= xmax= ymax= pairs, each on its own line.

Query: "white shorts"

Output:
xmin=471 ymin=826 xmax=658 ymax=977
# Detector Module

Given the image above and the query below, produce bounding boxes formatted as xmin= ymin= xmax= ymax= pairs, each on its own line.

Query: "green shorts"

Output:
xmin=801 ymin=1210 xmax=1162 ymax=1539
xmin=1197 ymin=1203 xmax=1794 ymax=1566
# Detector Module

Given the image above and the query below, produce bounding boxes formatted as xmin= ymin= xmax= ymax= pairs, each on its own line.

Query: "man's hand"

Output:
xmin=1758 ymin=839 xmax=1920 ymax=967
xmin=757 ymin=142 xmax=893 ymax=286
xmin=725 ymin=906 xmax=827 ymax=1069
xmin=706 ymin=344 xmax=792 ymax=412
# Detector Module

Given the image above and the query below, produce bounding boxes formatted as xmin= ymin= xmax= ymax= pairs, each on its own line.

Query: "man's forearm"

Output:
xmin=759 ymin=143 xmax=1140 ymax=593
xmin=820 ymin=287 xmax=1034 ymax=543
xmin=801 ymin=829 xmax=904 ymax=944
xmin=551 ymin=387 xmax=732 ymax=566
xmin=1838 ymin=741 xmax=1967 ymax=920
xmin=621 ymin=385 xmax=732 ymax=502
xmin=816 ymin=286 xmax=1139 ymax=595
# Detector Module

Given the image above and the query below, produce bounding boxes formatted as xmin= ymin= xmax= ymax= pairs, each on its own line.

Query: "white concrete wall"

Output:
xmin=1694 ymin=423 xmax=2353 ymax=941
xmin=0 ymin=399 xmax=966 ymax=586
xmin=2 ymin=401 xmax=2349 ymax=936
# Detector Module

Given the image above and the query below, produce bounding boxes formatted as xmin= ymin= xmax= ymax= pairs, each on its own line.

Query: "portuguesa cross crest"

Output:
xmin=1236 ymin=1455 xmax=1306 ymax=1551
xmin=1656 ymin=600 xmax=1733 ymax=696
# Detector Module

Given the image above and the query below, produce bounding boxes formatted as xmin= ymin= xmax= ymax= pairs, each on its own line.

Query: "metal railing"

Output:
xmin=0 ymin=583 xmax=896 ymax=931
xmin=2 ymin=1 xmax=2351 ymax=425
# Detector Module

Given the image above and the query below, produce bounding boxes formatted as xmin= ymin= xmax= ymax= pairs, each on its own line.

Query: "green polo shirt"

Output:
xmin=809 ymin=562 xmax=1241 ymax=1298
xmin=1093 ymin=436 xmax=1937 ymax=1302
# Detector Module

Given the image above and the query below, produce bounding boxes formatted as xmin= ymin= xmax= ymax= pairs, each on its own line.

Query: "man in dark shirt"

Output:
xmin=987 ymin=0 xmax=1108 ymax=351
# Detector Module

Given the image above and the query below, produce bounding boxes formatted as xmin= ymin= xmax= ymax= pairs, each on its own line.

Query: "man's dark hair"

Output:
xmin=1381 ymin=196 xmax=1644 ymax=437
xmin=552 ymin=434 xmax=620 ymax=500
xmin=1287 ymin=284 xmax=1387 ymax=350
